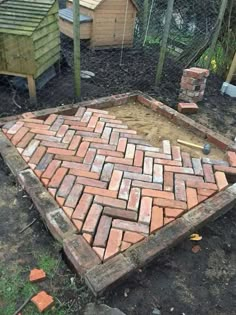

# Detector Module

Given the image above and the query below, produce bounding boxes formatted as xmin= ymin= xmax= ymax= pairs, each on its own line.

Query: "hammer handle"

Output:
xmin=177 ymin=139 xmax=203 ymax=149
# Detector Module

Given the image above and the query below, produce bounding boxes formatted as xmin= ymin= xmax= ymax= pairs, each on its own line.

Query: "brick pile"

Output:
xmin=179 ymin=67 xmax=209 ymax=103
xmin=2 ymin=107 xmax=234 ymax=263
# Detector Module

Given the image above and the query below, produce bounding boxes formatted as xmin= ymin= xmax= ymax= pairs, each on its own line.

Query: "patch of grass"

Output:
xmin=37 ymin=253 xmax=59 ymax=276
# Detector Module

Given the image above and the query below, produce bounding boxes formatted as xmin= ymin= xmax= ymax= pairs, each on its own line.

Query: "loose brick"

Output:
xmin=153 ymin=164 xmax=163 ymax=183
xmin=47 ymin=148 xmax=75 ymax=156
xmin=164 ymin=171 xmax=173 ymax=192
xmin=104 ymin=228 xmax=123 ymax=261
xmin=142 ymin=189 xmax=174 ymax=200
xmin=192 ymin=158 xmax=203 ymax=176
xmin=69 ymin=169 xmax=99 ymax=179
xmin=177 ymin=103 xmax=198 ymax=114
xmin=109 ymin=170 xmax=123 ymax=191
xmin=84 ymin=148 xmax=96 ymax=165
xmin=123 ymin=231 xmax=144 ymax=244
xmin=73 ymin=193 xmax=93 ymax=220
xmin=127 ymin=187 xmax=141 ymax=211
xmin=186 ymin=187 xmax=198 ymax=209
xmin=112 ymin=219 xmax=149 ymax=235
xmin=139 ymin=196 xmax=152 ymax=225
xmin=150 ymin=206 xmax=164 ymax=233
xmin=31 ymin=291 xmax=54 ymax=313
xmin=163 ymin=140 xmax=171 ymax=154
xmin=103 ymin=207 xmax=137 ymax=221
xmin=101 ymin=163 xmax=114 ymax=181
xmin=94 ymin=195 xmax=126 ymax=209
xmin=132 ymin=180 xmax=162 ymax=190
xmin=134 ymin=150 xmax=144 ymax=167
xmin=48 ymin=167 xmax=67 ymax=188
xmin=119 ymin=178 xmax=131 ymax=200
xmin=203 ymin=164 xmax=215 ymax=183
xmin=85 ymin=186 xmax=117 ymax=198
xmin=93 ymin=215 xmax=112 ymax=247
xmin=82 ymin=204 xmax=103 ymax=234
xmin=215 ymin=171 xmax=228 ymax=191
xmin=165 ymin=208 xmax=184 ymax=218
xmin=144 ymin=157 xmax=153 ymax=175
xmin=77 ymin=141 xmax=90 ymax=157
xmin=226 ymin=151 xmax=236 ymax=167
xmin=29 ymin=269 xmax=46 ymax=283
xmin=76 ymin=176 xmax=107 ymax=188
xmin=65 ymin=184 xmax=83 ymax=208
xmin=181 ymin=152 xmax=192 ymax=167
xmin=42 ymin=160 xmax=61 ymax=179
xmin=153 ymin=198 xmax=187 ymax=209
xmin=175 ymin=180 xmax=186 ymax=201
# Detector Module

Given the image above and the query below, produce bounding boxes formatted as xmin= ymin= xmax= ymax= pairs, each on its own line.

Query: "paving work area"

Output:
xmin=0 ymin=93 xmax=236 ymax=299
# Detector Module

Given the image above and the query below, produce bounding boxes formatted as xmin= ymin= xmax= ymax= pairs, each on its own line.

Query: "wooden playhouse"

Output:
xmin=0 ymin=0 xmax=60 ymax=103
xmin=59 ymin=0 xmax=138 ymax=48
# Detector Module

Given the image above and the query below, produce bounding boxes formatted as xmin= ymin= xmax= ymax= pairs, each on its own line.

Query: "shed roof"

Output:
xmin=59 ymin=8 xmax=92 ymax=24
xmin=68 ymin=0 xmax=138 ymax=11
xmin=0 ymin=0 xmax=56 ymax=36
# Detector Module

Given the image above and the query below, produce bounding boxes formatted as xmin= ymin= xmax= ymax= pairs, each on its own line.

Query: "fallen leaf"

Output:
xmin=190 ymin=233 xmax=202 ymax=241
xmin=192 ymin=245 xmax=201 ymax=253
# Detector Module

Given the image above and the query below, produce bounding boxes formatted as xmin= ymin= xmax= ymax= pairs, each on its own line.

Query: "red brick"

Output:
xmin=118 ymin=178 xmax=131 ymax=200
xmin=175 ymin=180 xmax=186 ymax=201
xmin=72 ymin=219 xmax=83 ymax=231
xmin=65 ymin=184 xmax=83 ymax=208
xmin=93 ymin=215 xmax=112 ymax=247
xmin=192 ymin=158 xmax=203 ymax=176
xmin=207 ymin=132 xmax=229 ymax=151
xmin=177 ymin=103 xmax=198 ymax=114
xmin=150 ymin=206 xmax=164 ymax=233
xmin=24 ymin=122 xmax=49 ymax=130
xmin=146 ymin=152 xmax=172 ymax=160
xmin=47 ymin=148 xmax=75 ymax=156
xmin=76 ymin=176 xmax=107 ymax=188
xmin=114 ymin=164 xmax=142 ymax=173
xmin=181 ymin=152 xmax=192 ymax=167
xmin=90 ymin=143 xmax=116 ymax=151
xmin=101 ymin=127 xmax=112 ymax=141
xmin=165 ymin=165 xmax=194 ymax=174
xmin=186 ymin=180 xmax=218 ymax=190
xmin=62 ymin=161 xmax=90 ymax=171
xmin=94 ymin=121 xmax=105 ymax=133
xmin=112 ymin=219 xmax=149 ymax=234
xmin=7 ymin=122 xmax=24 ymax=134
xmin=106 ymin=157 xmax=133 ymax=165
xmin=134 ymin=150 xmax=144 ymax=167
xmin=226 ymin=151 xmax=236 ymax=167
xmin=142 ymin=188 xmax=174 ymax=200
xmin=41 ymin=141 xmax=68 ymax=149
xmin=113 ymin=128 xmax=136 ymax=134
xmin=54 ymin=154 xmax=83 ymax=163
xmin=23 ymin=139 xmax=40 ymax=157
xmin=137 ymin=145 xmax=160 ymax=152
xmin=41 ymin=177 xmax=49 ymax=186
xmin=82 ymin=204 xmax=103 ymax=234
xmin=75 ymin=106 xmax=86 ymax=117
xmin=153 ymin=164 xmax=163 ymax=183
xmin=31 ymin=129 xmax=56 ymax=136
xmin=29 ymin=269 xmax=46 ymax=282
xmin=91 ymin=154 xmax=105 ymax=173
xmin=44 ymin=114 xmax=57 ymax=125
xmin=165 ymin=208 xmax=184 ymax=218
xmin=175 ymin=174 xmax=204 ymax=182
xmin=69 ymin=169 xmax=99 ymax=179
xmin=104 ymin=228 xmax=123 ymax=261
xmin=163 ymin=140 xmax=171 ymax=154
xmin=172 ymin=146 xmax=182 ymax=161
xmin=109 ymin=131 xmax=119 ymax=145
xmin=144 ymin=157 xmax=153 ymax=175
xmin=63 ymin=206 xmax=73 ymax=219
xmin=106 ymin=122 xmax=128 ymax=129
xmin=197 ymin=188 xmax=215 ymax=197
xmin=88 ymin=115 xmax=99 ymax=128
xmin=73 ymin=193 xmax=93 ymax=220
xmin=29 ymin=146 xmax=46 ymax=165
xmin=132 ymin=180 xmax=162 ymax=190
xmin=42 ymin=160 xmax=61 ymax=179
xmin=94 ymin=195 xmax=126 ymax=208
xmin=198 ymin=195 xmax=208 ymax=203
xmin=31 ymin=291 xmax=54 ymax=312
xmin=186 ymin=187 xmax=198 ymax=209
xmin=97 ymin=149 xmax=123 ymax=158
xmin=68 ymin=135 xmax=81 ymax=150
xmin=83 ymin=233 xmax=93 ymax=244
xmin=84 ymin=148 xmax=96 ymax=165
xmin=214 ymin=165 xmax=236 ymax=175
xmin=183 ymin=67 xmax=209 ymax=79
xmin=123 ymin=231 xmax=144 ymax=244
xmin=11 ymin=127 xmax=29 ymax=145
xmin=164 ymin=171 xmax=173 ymax=192
xmin=84 ymin=186 xmax=117 ymax=198
xmin=101 ymin=163 xmax=114 ymax=181
xmin=103 ymin=207 xmax=137 ymax=221
xmin=138 ymin=196 xmax=152 ymax=225
xmin=120 ymin=241 xmax=131 ymax=251
xmin=124 ymin=171 xmax=152 ymax=182
xmin=109 ymin=170 xmax=123 ymax=191
xmin=83 ymin=137 xmax=108 ymax=144
xmin=215 ymin=171 xmax=228 ymax=190
xmin=93 ymin=247 xmax=105 ymax=260
xmin=48 ymin=167 xmax=67 ymax=188
xmin=77 ymin=141 xmax=90 ymax=157
xmin=34 ymin=134 xmax=61 ymax=143
xmin=21 ymin=118 xmax=44 ymax=124
xmin=127 ymin=187 xmax=141 ymax=211
xmin=81 ymin=111 xmax=92 ymax=123
xmin=154 ymin=158 xmax=181 ymax=166
xmin=56 ymin=196 xmax=65 ymax=207
xmin=125 ymin=143 xmax=135 ymax=159
xmin=203 ymin=164 xmax=215 ymax=183
xmin=154 ymin=198 xmax=187 ymax=210
xmin=164 ymin=217 xmax=175 ymax=225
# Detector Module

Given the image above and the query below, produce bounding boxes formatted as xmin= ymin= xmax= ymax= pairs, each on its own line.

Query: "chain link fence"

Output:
xmin=0 ymin=0 xmax=235 ymax=117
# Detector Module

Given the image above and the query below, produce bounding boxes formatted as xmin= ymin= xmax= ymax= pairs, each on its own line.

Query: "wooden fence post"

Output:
xmin=206 ymin=0 xmax=228 ymax=69
xmin=73 ymin=0 xmax=81 ymax=100
xmin=155 ymin=0 xmax=175 ymax=85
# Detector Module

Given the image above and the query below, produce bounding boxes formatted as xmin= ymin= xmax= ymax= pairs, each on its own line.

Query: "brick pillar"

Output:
xmin=179 ymin=67 xmax=209 ymax=103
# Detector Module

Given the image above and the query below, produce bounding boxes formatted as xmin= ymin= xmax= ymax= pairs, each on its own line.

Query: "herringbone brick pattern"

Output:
xmin=2 ymin=107 xmax=234 ymax=262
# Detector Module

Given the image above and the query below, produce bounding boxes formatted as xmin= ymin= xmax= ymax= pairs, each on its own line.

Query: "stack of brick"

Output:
xmin=179 ymin=67 xmax=209 ymax=103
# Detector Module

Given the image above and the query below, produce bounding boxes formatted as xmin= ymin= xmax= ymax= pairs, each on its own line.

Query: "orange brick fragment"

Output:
xmin=31 ymin=291 xmax=54 ymax=313
xmin=29 ymin=269 xmax=46 ymax=283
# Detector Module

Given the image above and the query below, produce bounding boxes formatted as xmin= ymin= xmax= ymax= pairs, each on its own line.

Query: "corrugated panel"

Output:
xmin=59 ymin=8 xmax=92 ymax=24
xmin=0 ymin=0 xmax=56 ymax=36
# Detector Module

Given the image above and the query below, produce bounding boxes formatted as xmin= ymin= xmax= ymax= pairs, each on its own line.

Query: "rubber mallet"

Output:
xmin=177 ymin=139 xmax=211 ymax=155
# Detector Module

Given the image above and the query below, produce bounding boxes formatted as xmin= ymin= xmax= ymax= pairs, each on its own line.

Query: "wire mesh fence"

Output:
xmin=0 ymin=0 xmax=235 ymax=117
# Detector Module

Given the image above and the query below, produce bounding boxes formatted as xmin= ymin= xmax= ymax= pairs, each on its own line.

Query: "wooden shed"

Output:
xmin=0 ymin=0 xmax=60 ymax=103
xmin=59 ymin=0 xmax=138 ymax=48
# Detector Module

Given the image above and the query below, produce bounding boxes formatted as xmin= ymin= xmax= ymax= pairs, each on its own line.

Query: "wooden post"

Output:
xmin=155 ymin=0 xmax=175 ymax=85
xmin=206 ymin=0 xmax=228 ymax=69
xmin=226 ymin=52 xmax=236 ymax=83
xmin=73 ymin=0 xmax=81 ymax=100
xmin=27 ymin=75 xmax=37 ymax=105
xmin=143 ymin=0 xmax=149 ymax=42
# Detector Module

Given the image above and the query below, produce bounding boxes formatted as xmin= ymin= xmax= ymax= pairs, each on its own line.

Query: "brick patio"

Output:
xmin=2 ymin=105 xmax=234 ymax=263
